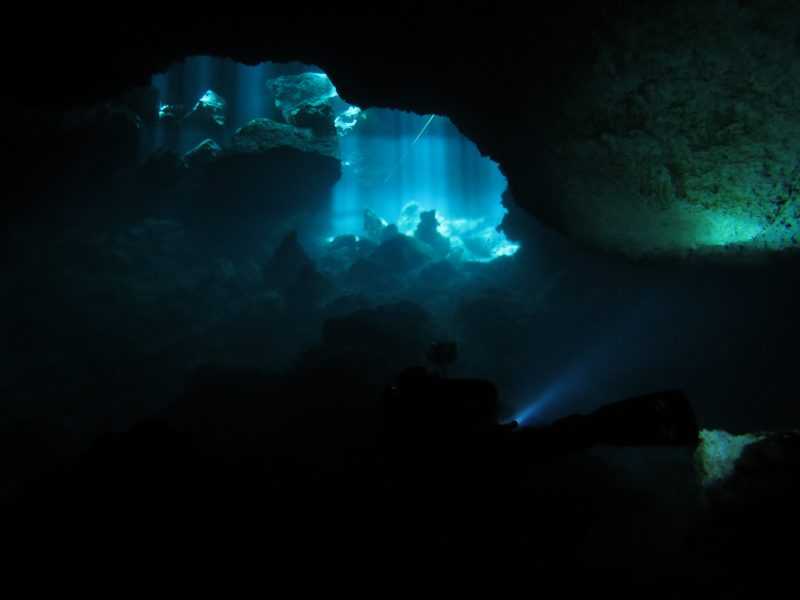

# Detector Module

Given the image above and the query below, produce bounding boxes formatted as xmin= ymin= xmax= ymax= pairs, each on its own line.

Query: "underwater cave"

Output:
xmin=3 ymin=5 xmax=800 ymax=586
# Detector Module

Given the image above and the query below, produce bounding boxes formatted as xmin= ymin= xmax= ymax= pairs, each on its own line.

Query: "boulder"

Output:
xmin=287 ymin=101 xmax=336 ymax=137
xmin=369 ymin=234 xmax=434 ymax=273
xmin=285 ymin=263 xmax=337 ymax=311
xmin=380 ymin=224 xmax=400 ymax=243
xmin=263 ymin=231 xmax=313 ymax=290
xmin=691 ymin=429 xmax=800 ymax=572
xmin=261 ymin=233 xmax=337 ymax=310
xmin=158 ymin=104 xmax=185 ymax=126
xmin=334 ymin=106 xmax=364 ymax=136
xmin=416 ymin=260 xmax=463 ymax=290
xmin=415 ymin=209 xmax=450 ymax=257
xmin=137 ymin=147 xmax=187 ymax=187
xmin=183 ymin=138 xmax=221 ymax=169
xmin=694 ymin=429 xmax=766 ymax=490
xmin=299 ymin=301 xmax=434 ymax=382
xmin=319 ymin=234 xmax=376 ymax=274
xmin=176 ymin=119 xmax=341 ymax=252
xmin=460 ymin=225 xmax=519 ymax=261
xmin=266 ymin=72 xmax=337 ymax=122
xmin=398 ymin=202 xmax=421 ymax=234
xmin=329 ymin=234 xmax=360 ymax=252
xmin=363 ymin=208 xmax=387 ymax=241
xmin=184 ymin=89 xmax=226 ymax=129
xmin=229 ymin=117 xmax=339 ymax=159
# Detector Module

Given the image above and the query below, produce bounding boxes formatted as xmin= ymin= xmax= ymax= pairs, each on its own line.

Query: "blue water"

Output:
xmin=331 ymin=112 xmax=509 ymax=243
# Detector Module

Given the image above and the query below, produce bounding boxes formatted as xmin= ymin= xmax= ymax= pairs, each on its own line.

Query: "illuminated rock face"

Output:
xmin=544 ymin=2 xmax=800 ymax=259
xmin=266 ymin=73 xmax=337 ymax=122
xmin=694 ymin=429 xmax=765 ymax=488
xmin=230 ymin=117 xmax=339 ymax=159
xmin=184 ymin=89 xmax=227 ymax=128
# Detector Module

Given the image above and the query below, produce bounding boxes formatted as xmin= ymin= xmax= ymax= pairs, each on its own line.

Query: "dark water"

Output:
xmin=3 ymin=57 xmax=799 ymax=584
xmin=4 ymin=57 xmax=800 ymax=449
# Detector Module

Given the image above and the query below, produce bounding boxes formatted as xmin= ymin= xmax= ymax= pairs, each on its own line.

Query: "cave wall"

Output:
xmin=551 ymin=1 xmax=800 ymax=258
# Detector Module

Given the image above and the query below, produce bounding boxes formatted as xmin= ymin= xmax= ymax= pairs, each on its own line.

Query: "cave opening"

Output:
xmin=149 ymin=56 xmax=518 ymax=262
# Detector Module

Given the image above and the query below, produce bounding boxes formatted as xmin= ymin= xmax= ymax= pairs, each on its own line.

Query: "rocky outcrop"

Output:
xmin=138 ymin=147 xmax=187 ymax=187
xmin=184 ymin=89 xmax=226 ymax=129
xmin=690 ymin=429 xmax=800 ymax=574
xmin=414 ymin=210 xmax=450 ymax=258
xmin=183 ymin=138 xmax=221 ymax=168
xmin=369 ymin=234 xmax=434 ymax=273
xmin=262 ymin=231 xmax=314 ymax=290
xmin=298 ymin=301 xmax=434 ymax=382
xmin=158 ymin=103 xmax=185 ymax=125
xmin=229 ymin=117 xmax=339 ymax=159
xmin=318 ymin=234 xmax=377 ymax=274
xmin=286 ymin=101 xmax=336 ymax=137
xmin=695 ymin=429 xmax=800 ymax=500
xmin=266 ymin=72 xmax=337 ymax=122
xmin=363 ymin=208 xmax=387 ymax=241
xmin=694 ymin=429 xmax=766 ymax=489
xmin=171 ymin=118 xmax=340 ymax=251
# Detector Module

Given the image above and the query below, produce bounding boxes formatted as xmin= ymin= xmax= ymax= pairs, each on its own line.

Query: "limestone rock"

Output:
xmin=158 ymin=104 xmax=185 ymax=126
xmin=334 ymin=106 xmax=364 ymax=136
xmin=363 ymin=208 xmax=387 ymax=241
xmin=184 ymin=89 xmax=226 ymax=129
xmin=285 ymin=263 xmax=337 ymax=310
xmin=380 ymin=224 xmax=400 ymax=243
xmin=321 ymin=301 xmax=432 ymax=351
xmin=262 ymin=231 xmax=313 ymax=290
xmin=253 ymin=234 xmax=335 ymax=310
xmin=138 ymin=148 xmax=187 ymax=187
xmin=694 ymin=429 xmax=766 ymax=489
xmin=183 ymin=138 xmax=221 ymax=169
xmin=287 ymin=101 xmax=336 ymax=137
xmin=369 ymin=233 xmax=434 ymax=273
xmin=319 ymin=234 xmax=376 ymax=274
xmin=230 ymin=117 xmax=339 ymax=159
xmin=414 ymin=210 xmax=450 ymax=257
xmin=266 ymin=72 xmax=337 ymax=122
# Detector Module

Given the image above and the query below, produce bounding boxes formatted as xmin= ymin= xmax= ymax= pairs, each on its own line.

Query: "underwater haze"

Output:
xmin=4 ymin=56 xmax=800 ymax=455
xmin=6 ymin=10 xmax=800 ymax=581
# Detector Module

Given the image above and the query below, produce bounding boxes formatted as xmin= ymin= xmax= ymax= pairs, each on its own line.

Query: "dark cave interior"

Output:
xmin=2 ymin=5 xmax=800 ymax=586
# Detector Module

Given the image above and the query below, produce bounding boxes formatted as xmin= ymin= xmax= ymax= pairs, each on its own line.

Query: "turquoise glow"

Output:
xmin=150 ymin=58 xmax=516 ymax=261
xmin=700 ymin=212 xmax=764 ymax=246
xmin=331 ymin=108 xmax=516 ymax=261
